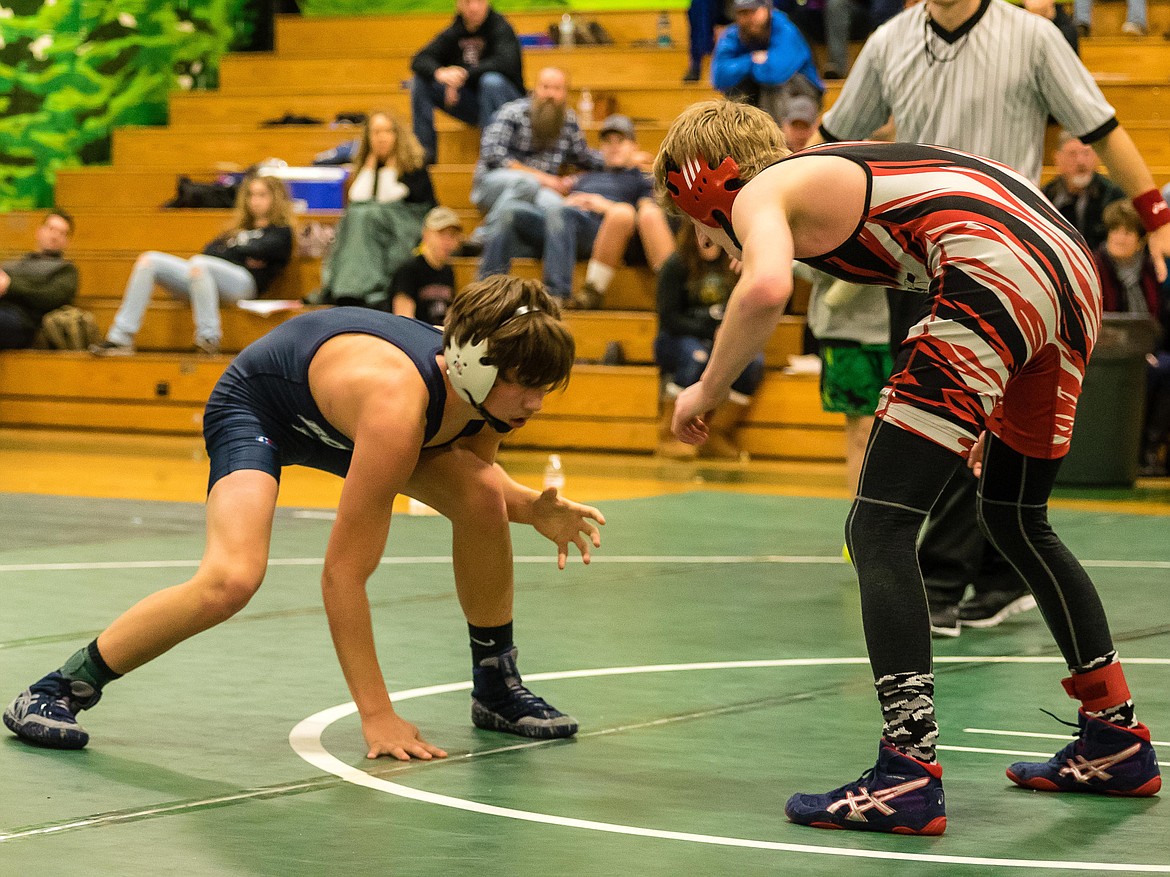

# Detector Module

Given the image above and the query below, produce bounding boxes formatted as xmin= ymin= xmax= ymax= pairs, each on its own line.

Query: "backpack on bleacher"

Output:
xmin=39 ymin=306 xmax=100 ymax=351
xmin=165 ymin=176 xmax=239 ymax=209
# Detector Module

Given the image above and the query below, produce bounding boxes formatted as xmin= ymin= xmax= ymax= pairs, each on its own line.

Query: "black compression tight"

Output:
xmin=846 ymin=422 xmax=1115 ymax=680
xmin=975 ymin=434 xmax=1115 ymax=669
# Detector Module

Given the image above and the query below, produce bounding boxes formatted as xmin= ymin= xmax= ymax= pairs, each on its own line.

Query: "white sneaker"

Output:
xmin=1121 ymin=20 xmax=1147 ymax=35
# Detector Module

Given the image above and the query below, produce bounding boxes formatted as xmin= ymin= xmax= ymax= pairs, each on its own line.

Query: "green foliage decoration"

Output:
xmin=0 ymin=0 xmax=247 ymax=211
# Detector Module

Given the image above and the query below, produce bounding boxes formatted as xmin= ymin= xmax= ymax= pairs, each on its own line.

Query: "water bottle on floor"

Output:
xmin=543 ymin=454 xmax=566 ymax=491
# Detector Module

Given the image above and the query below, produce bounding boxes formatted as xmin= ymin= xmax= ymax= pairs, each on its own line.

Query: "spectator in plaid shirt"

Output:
xmin=470 ymin=67 xmax=604 ymax=247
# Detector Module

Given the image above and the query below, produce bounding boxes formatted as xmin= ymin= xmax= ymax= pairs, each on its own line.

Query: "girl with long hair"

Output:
xmin=92 ymin=174 xmax=295 ymax=356
xmin=346 ymin=111 xmax=434 ymax=205
xmin=322 ymin=111 xmax=438 ymax=308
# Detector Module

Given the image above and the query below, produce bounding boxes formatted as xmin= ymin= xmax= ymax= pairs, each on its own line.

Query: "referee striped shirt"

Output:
xmin=820 ymin=0 xmax=1116 ymax=182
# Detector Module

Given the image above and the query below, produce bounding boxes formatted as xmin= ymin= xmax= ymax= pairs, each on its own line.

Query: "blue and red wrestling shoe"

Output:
xmin=1007 ymin=710 xmax=1161 ymax=796
xmin=785 ymin=743 xmax=947 ymax=835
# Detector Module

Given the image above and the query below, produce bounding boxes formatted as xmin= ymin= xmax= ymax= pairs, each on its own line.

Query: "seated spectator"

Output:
xmin=320 ymin=112 xmax=436 ymax=308
xmin=92 ymin=176 xmax=294 ymax=356
xmin=346 ymin=112 xmax=435 ymax=206
xmin=711 ymin=0 xmax=822 ymax=125
xmin=469 ymin=66 xmax=604 ymax=248
xmin=389 ymin=206 xmax=463 ymax=326
xmin=778 ymin=94 xmax=819 ymax=151
xmin=477 ymin=114 xmax=674 ymax=308
xmin=1042 ymin=131 xmax=1125 ymax=251
xmin=1095 ymin=200 xmax=1166 ymax=319
xmin=1073 ymin=0 xmax=1147 ymax=35
xmin=654 ymin=226 xmax=764 ymax=460
xmin=1093 ymin=200 xmax=1170 ymax=476
xmin=0 ymin=211 xmax=78 ymax=350
xmin=410 ymin=0 xmax=525 ymax=166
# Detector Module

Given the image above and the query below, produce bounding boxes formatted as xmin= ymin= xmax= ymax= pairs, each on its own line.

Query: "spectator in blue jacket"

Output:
xmin=410 ymin=0 xmax=525 ymax=166
xmin=712 ymin=0 xmax=823 ymax=124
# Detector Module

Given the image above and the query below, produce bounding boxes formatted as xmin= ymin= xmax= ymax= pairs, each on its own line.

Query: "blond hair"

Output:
xmin=227 ymin=174 xmax=296 ymax=235
xmin=653 ymin=99 xmax=791 ymax=215
xmin=354 ymin=111 xmax=426 ymax=175
xmin=445 ymin=276 xmax=575 ymax=391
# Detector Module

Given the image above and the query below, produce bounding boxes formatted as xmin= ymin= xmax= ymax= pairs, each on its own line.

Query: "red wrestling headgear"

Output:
xmin=664 ymin=155 xmax=744 ymax=229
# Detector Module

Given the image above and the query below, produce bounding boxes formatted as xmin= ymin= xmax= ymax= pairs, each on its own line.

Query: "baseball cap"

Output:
xmin=599 ymin=114 xmax=636 ymax=140
xmin=782 ymin=95 xmax=820 ymax=126
xmin=733 ymin=0 xmax=769 ymax=11
xmin=424 ymin=205 xmax=463 ymax=232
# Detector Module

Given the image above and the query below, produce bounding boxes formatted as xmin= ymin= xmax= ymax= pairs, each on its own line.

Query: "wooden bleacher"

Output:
xmin=3 ymin=3 xmax=1169 ymax=459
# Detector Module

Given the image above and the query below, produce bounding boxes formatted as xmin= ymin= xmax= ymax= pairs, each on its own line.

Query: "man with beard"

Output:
xmin=477 ymin=114 xmax=675 ymax=309
xmin=711 ymin=0 xmax=823 ymax=126
xmin=469 ymin=66 xmax=604 ymax=251
xmin=1042 ymin=131 xmax=1126 ymax=252
xmin=410 ymin=0 xmax=525 ymax=166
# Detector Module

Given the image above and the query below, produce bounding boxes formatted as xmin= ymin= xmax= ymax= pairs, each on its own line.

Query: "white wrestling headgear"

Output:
xmin=445 ymin=305 xmax=542 ymax=408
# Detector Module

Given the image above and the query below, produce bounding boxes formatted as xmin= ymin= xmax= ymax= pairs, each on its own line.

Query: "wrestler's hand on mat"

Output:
xmin=966 ymin=431 xmax=987 ymax=479
xmin=362 ymin=709 xmax=448 ymax=761
xmin=532 ymin=487 xmax=606 ymax=569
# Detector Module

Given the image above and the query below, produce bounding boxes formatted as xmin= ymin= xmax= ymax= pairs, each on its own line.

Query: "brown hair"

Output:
xmin=653 ymin=99 xmax=790 ymax=215
xmin=445 ymin=276 xmax=575 ymax=391
xmin=353 ymin=111 xmax=426 ymax=176
xmin=226 ymin=174 xmax=296 ymax=235
xmin=677 ymin=223 xmax=732 ymax=279
xmin=1102 ymin=199 xmax=1145 ymax=237
xmin=45 ymin=209 xmax=74 ymax=233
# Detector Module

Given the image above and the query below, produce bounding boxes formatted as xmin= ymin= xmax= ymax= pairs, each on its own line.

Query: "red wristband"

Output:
xmin=1133 ymin=188 xmax=1170 ymax=233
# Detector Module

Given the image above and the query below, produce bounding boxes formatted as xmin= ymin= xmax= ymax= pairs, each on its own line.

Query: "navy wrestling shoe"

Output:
xmin=4 ymin=672 xmax=102 ymax=750
xmin=785 ymin=743 xmax=947 ymax=835
xmin=1007 ymin=710 xmax=1161 ymax=797
xmin=471 ymin=647 xmax=578 ymax=740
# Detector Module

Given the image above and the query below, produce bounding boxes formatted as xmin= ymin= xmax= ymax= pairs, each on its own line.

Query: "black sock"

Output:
xmin=59 ymin=639 xmax=122 ymax=690
xmin=469 ymin=621 xmax=513 ymax=666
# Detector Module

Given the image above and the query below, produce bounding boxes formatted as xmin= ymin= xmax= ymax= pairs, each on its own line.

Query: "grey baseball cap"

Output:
xmin=599 ymin=114 xmax=636 ymax=140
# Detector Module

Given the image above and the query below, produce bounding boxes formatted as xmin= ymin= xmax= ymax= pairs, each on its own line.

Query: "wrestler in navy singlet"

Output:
xmin=203 ymin=307 xmax=489 ymax=488
xmin=782 ymin=142 xmax=1102 ymax=459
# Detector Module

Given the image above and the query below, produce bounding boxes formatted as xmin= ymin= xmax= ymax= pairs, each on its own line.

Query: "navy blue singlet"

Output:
xmin=203 ymin=307 xmax=485 ymax=486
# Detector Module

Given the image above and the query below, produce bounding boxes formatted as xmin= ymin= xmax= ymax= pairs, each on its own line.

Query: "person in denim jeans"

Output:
xmin=91 ymin=176 xmax=295 ymax=356
xmin=410 ymin=0 xmax=525 ymax=165
xmin=469 ymin=67 xmax=603 ymax=248
xmin=477 ymin=114 xmax=673 ymax=307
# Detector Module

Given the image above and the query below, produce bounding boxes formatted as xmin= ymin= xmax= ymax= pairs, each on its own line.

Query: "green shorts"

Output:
xmin=819 ymin=342 xmax=893 ymax=417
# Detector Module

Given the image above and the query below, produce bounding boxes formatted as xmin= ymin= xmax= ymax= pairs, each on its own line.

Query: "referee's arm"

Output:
xmin=1092 ymin=126 xmax=1170 ymax=281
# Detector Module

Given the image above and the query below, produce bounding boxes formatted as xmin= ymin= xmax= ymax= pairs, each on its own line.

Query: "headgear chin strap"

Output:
xmin=445 ymin=305 xmax=541 ymax=432
xmin=664 ymin=155 xmax=744 ymax=249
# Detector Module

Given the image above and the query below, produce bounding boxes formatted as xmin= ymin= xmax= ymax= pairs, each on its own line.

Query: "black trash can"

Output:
xmin=1056 ymin=313 xmax=1160 ymax=488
